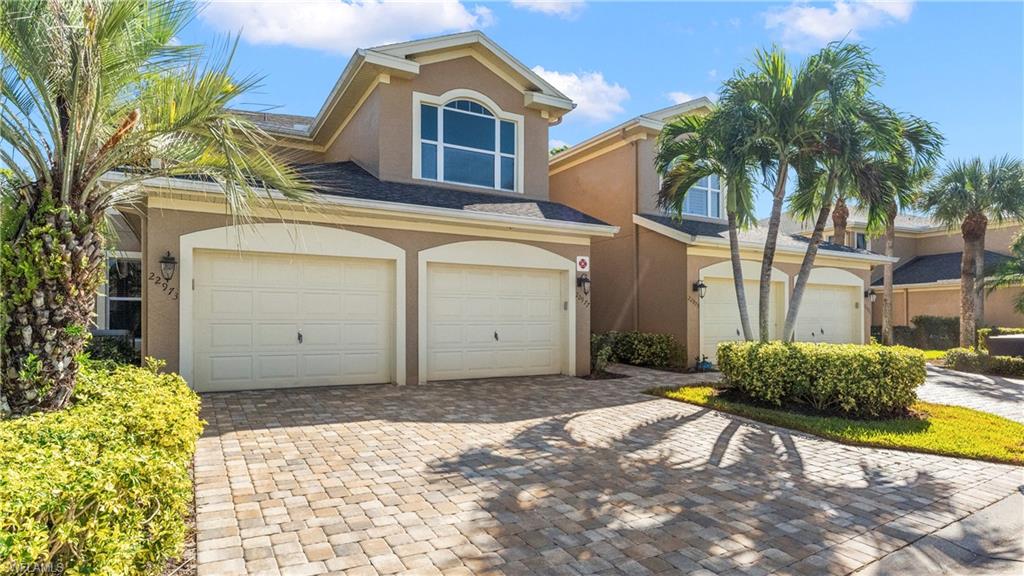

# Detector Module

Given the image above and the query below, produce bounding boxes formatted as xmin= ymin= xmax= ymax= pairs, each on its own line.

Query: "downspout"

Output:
xmin=633 ymin=140 xmax=640 ymax=331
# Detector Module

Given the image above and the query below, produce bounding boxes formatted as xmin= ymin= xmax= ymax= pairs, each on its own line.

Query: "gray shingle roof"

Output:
xmin=872 ymin=251 xmax=1011 ymax=286
xmin=233 ymin=110 xmax=315 ymax=136
xmin=640 ymin=213 xmax=878 ymax=256
xmin=298 ymin=162 xmax=609 ymax=226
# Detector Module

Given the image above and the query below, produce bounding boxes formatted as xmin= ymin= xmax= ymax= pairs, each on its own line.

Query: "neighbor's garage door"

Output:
xmin=426 ymin=263 xmax=563 ymax=380
xmin=701 ymin=277 xmax=784 ymax=363
xmin=193 ymin=249 xmax=393 ymax=392
xmin=793 ymin=283 xmax=859 ymax=344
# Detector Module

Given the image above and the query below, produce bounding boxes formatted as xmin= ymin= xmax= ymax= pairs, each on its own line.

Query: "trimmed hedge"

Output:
xmin=0 ymin=359 xmax=204 ymax=575
xmin=717 ymin=341 xmax=926 ymax=418
xmin=977 ymin=327 xmax=1024 ymax=352
xmin=945 ymin=348 xmax=1024 ymax=378
xmin=871 ymin=315 xmax=959 ymax=350
xmin=85 ymin=333 xmax=140 ymax=365
xmin=591 ymin=331 xmax=684 ymax=372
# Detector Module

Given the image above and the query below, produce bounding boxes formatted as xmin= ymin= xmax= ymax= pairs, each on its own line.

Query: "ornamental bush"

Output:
xmin=945 ymin=348 xmax=1024 ymax=378
xmin=0 ymin=359 xmax=204 ymax=575
xmin=591 ymin=331 xmax=684 ymax=370
xmin=717 ymin=341 xmax=926 ymax=418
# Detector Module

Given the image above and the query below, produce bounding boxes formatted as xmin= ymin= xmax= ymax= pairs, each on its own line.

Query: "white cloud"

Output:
xmin=531 ymin=66 xmax=629 ymax=122
xmin=765 ymin=1 xmax=914 ymax=49
xmin=510 ymin=0 xmax=585 ymax=19
xmin=667 ymin=92 xmax=718 ymax=104
xmin=200 ymin=0 xmax=493 ymax=54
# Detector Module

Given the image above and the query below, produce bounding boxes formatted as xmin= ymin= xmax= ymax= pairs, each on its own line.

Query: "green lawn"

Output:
xmin=653 ymin=387 xmax=1024 ymax=465
xmin=921 ymin=349 xmax=947 ymax=361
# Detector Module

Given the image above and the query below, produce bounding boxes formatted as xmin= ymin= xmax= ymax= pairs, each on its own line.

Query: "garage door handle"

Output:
xmin=297 ymin=331 xmax=303 ymax=344
xmin=494 ymin=331 xmax=499 ymax=342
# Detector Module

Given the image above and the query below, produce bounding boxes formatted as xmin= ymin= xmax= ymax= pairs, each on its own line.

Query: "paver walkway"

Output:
xmin=193 ymin=365 xmax=1022 ymax=576
xmin=919 ymin=366 xmax=1024 ymax=423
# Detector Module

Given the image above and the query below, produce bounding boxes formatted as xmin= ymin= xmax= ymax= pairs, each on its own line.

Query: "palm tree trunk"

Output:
xmin=727 ymin=210 xmax=753 ymax=341
xmin=958 ymin=213 xmax=988 ymax=348
xmin=832 ymin=195 xmax=849 ymax=246
xmin=1 ymin=203 xmax=105 ymax=416
xmin=758 ymin=162 xmax=789 ymax=341
xmin=881 ymin=210 xmax=896 ymax=345
xmin=975 ymin=233 xmax=986 ymax=329
xmin=782 ymin=175 xmax=836 ymax=341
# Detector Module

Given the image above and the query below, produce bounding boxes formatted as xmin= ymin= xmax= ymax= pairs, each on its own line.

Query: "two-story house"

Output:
xmin=549 ymin=99 xmax=896 ymax=365
xmin=792 ymin=211 xmax=1023 ymax=328
xmin=96 ymin=31 xmax=618 ymax=391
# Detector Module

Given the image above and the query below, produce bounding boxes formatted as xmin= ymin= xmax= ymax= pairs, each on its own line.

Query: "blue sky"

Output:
xmin=183 ymin=1 xmax=1023 ymax=217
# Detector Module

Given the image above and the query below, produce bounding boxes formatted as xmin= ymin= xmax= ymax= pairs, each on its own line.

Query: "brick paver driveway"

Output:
xmin=194 ymin=365 xmax=1022 ymax=576
xmin=918 ymin=366 xmax=1024 ymax=423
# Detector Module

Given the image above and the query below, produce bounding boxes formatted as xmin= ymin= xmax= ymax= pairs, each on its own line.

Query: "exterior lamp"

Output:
xmin=693 ymin=280 xmax=708 ymax=300
xmin=159 ymin=251 xmax=177 ymax=281
xmin=576 ymin=273 xmax=591 ymax=296
xmin=864 ymin=289 xmax=876 ymax=303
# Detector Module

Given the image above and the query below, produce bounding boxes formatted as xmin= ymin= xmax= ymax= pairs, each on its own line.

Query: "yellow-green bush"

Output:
xmin=0 ymin=360 xmax=204 ymax=575
xmin=717 ymin=341 xmax=926 ymax=418
xmin=592 ymin=331 xmax=683 ymax=370
xmin=946 ymin=348 xmax=1024 ymax=378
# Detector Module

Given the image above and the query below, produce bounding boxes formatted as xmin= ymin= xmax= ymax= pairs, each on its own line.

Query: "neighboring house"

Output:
xmin=98 ymin=31 xmax=618 ymax=391
xmin=788 ymin=210 xmax=1023 ymax=328
xmin=549 ymin=100 xmax=896 ymax=365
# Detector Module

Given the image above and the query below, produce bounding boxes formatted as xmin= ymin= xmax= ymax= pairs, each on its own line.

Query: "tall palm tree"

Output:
xmin=0 ymin=0 xmax=310 ymax=416
xmin=877 ymin=116 xmax=942 ymax=345
xmin=655 ymin=112 xmax=761 ymax=341
xmin=987 ymin=231 xmax=1024 ymax=315
xmin=831 ymin=194 xmax=850 ymax=246
xmin=717 ymin=44 xmax=877 ymax=341
xmin=919 ymin=157 xmax=1024 ymax=348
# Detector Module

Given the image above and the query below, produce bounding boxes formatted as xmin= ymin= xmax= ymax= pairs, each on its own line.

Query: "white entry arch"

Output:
xmin=178 ymin=223 xmax=406 ymax=386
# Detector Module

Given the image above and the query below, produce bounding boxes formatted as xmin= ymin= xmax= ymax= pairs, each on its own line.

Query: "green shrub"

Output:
xmin=85 ymin=332 xmax=140 ymax=365
xmin=592 ymin=331 xmax=684 ymax=369
xmin=945 ymin=348 xmax=1024 ymax=377
xmin=590 ymin=333 xmax=614 ymax=373
xmin=0 ymin=359 xmax=204 ymax=575
xmin=717 ymin=341 xmax=926 ymax=418
xmin=977 ymin=327 xmax=1024 ymax=352
xmin=872 ymin=316 xmax=959 ymax=350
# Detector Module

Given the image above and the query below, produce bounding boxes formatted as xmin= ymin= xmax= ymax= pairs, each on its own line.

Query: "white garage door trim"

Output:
xmin=179 ymin=224 xmax=406 ymax=387
xmin=698 ymin=260 xmax=788 ymax=361
xmin=796 ymin=267 xmax=865 ymax=343
xmin=418 ymin=241 xmax=575 ymax=384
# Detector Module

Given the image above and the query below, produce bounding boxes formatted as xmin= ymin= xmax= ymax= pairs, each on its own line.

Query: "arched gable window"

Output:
xmin=417 ymin=95 xmax=518 ymax=192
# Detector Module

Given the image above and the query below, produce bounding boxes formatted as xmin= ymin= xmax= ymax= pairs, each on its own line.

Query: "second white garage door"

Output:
xmin=793 ymin=283 xmax=860 ymax=344
xmin=701 ymin=277 xmax=785 ymax=363
xmin=193 ymin=249 xmax=393 ymax=392
xmin=426 ymin=263 xmax=564 ymax=380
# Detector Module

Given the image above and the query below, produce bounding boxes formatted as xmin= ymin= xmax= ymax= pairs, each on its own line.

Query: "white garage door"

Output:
xmin=193 ymin=250 xmax=393 ymax=392
xmin=701 ymin=277 xmax=784 ymax=363
xmin=426 ymin=263 xmax=563 ymax=380
xmin=793 ymin=284 xmax=859 ymax=344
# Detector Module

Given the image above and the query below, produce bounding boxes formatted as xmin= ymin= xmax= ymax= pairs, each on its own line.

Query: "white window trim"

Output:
xmin=412 ymin=89 xmax=525 ymax=194
xmin=96 ymin=251 xmax=143 ymax=345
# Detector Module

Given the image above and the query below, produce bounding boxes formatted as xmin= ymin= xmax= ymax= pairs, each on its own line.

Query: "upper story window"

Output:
xmin=415 ymin=91 xmax=522 ymax=193
xmin=855 ymin=232 xmax=867 ymax=250
xmin=682 ymin=175 xmax=722 ymax=218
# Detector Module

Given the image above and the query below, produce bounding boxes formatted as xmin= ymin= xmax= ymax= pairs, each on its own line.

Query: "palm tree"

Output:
xmin=919 ymin=157 xmax=1024 ymax=348
xmin=655 ymin=112 xmax=761 ymax=341
xmin=987 ymin=231 xmax=1024 ymax=315
xmin=717 ymin=44 xmax=878 ymax=341
xmin=0 ymin=0 xmax=310 ymax=416
xmin=877 ymin=116 xmax=943 ymax=345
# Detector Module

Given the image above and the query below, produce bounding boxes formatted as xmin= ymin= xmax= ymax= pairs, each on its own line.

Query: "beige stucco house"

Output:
xmin=97 ymin=31 xmax=618 ymax=391
xmin=791 ymin=212 xmax=1023 ymax=328
xmin=549 ymin=99 xmax=897 ymax=365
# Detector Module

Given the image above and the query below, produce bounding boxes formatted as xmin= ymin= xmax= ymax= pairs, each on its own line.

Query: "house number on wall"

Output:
xmin=148 ymin=272 xmax=179 ymax=300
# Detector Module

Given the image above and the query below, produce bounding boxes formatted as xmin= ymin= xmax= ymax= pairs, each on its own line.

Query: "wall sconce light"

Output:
xmin=576 ymin=273 xmax=591 ymax=296
xmin=864 ymin=289 xmax=876 ymax=303
xmin=159 ymin=251 xmax=177 ymax=281
xmin=692 ymin=280 xmax=708 ymax=300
